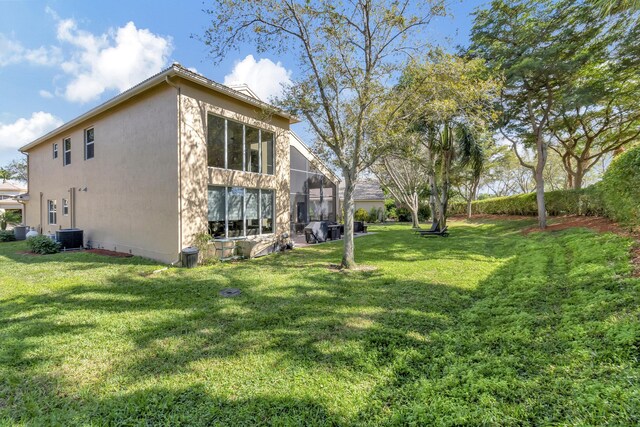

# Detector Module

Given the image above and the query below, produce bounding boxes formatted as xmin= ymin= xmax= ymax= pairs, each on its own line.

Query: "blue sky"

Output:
xmin=0 ymin=0 xmax=486 ymax=165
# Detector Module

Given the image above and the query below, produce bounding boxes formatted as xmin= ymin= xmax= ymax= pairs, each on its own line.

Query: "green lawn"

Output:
xmin=1 ymin=220 xmax=638 ymax=426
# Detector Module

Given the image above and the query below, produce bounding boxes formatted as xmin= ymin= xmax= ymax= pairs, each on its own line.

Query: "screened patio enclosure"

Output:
xmin=289 ymin=146 xmax=338 ymax=234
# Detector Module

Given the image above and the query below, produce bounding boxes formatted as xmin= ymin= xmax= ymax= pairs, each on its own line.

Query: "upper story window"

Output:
xmin=206 ymin=113 xmax=274 ymax=175
xmin=84 ymin=128 xmax=94 ymax=160
xmin=63 ymin=138 xmax=71 ymax=166
xmin=48 ymin=200 xmax=57 ymax=225
xmin=53 ymin=143 xmax=58 ymax=159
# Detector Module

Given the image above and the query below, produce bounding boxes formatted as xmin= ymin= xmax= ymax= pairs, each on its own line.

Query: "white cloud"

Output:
xmin=0 ymin=112 xmax=64 ymax=163
xmin=0 ymin=34 xmax=61 ymax=67
xmin=39 ymin=90 xmax=54 ymax=99
xmin=223 ymin=55 xmax=292 ymax=101
xmin=54 ymin=17 xmax=173 ymax=103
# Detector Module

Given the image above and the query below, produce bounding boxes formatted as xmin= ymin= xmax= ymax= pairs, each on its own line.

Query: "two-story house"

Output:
xmin=19 ymin=63 xmax=339 ymax=264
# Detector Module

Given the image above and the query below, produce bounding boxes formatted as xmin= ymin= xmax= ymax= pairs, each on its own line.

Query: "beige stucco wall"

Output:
xmin=25 ymin=84 xmax=181 ymax=263
xmin=177 ymin=78 xmax=291 ymax=249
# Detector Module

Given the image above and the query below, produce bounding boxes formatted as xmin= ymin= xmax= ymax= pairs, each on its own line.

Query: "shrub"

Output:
xmin=26 ymin=235 xmax=61 ymax=255
xmin=354 ymin=208 xmax=369 ymax=222
xmin=396 ymin=207 xmax=411 ymax=222
xmin=0 ymin=230 xmax=16 ymax=242
xmin=368 ymin=207 xmax=380 ymax=223
xmin=599 ymin=146 xmax=640 ymax=228
xmin=418 ymin=204 xmax=431 ymax=222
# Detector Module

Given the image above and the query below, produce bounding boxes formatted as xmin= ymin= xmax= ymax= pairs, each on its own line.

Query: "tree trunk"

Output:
xmin=429 ymin=193 xmax=437 ymax=222
xmin=341 ymin=172 xmax=357 ymax=269
xmin=467 ymin=177 xmax=479 ymax=219
xmin=409 ymin=207 xmax=420 ymax=228
xmin=574 ymin=162 xmax=584 ymax=190
xmin=535 ymin=138 xmax=548 ymax=229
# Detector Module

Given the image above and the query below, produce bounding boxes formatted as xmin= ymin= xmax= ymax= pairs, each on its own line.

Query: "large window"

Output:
xmin=84 ymin=128 xmax=94 ymax=160
xmin=207 ymin=187 xmax=226 ymax=238
xmin=48 ymin=200 xmax=57 ymax=225
xmin=227 ymin=186 xmax=244 ymax=237
xmin=206 ymin=114 xmax=274 ymax=175
xmin=246 ymin=127 xmax=260 ymax=173
xmin=207 ymin=115 xmax=225 ymax=168
xmin=207 ymin=186 xmax=275 ymax=239
xmin=227 ymin=121 xmax=244 ymax=171
xmin=63 ymin=138 xmax=71 ymax=166
xmin=261 ymin=131 xmax=274 ymax=174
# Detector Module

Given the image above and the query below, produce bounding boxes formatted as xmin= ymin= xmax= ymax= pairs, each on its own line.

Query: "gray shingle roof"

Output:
xmin=339 ymin=179 xmax=385 ymax=201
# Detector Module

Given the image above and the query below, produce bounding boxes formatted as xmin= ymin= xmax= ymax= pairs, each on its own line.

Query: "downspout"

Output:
xmin=39 ymin=192 xmax=43 ymax=234
xmin=166 ymin=75 xmax=183 ymax=265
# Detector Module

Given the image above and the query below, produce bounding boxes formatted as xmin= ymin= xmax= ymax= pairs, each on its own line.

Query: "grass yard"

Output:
xmin=0 ymin=220 xmax=638 ymax=426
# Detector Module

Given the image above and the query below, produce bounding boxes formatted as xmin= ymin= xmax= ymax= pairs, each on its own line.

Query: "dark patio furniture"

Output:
xmin=414 ymin=220 xmax=439 ymax=235
xmin=304 ymin=221 xmax=329 ymax=243
xmin=420 ymin=225 xmax=449 ymax=237
xmin=327 ymin=224 xmax=341 ymax=240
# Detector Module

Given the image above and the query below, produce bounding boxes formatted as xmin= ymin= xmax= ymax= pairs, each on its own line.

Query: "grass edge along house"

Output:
xmin=19 ymin=63 xmax=339 ymax=264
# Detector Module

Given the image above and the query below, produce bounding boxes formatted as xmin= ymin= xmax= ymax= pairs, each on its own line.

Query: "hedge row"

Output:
xmin=451 ymin=145 xmax=640 ymax=228
xmin=450 ymin=188 xmax=605 ymax=217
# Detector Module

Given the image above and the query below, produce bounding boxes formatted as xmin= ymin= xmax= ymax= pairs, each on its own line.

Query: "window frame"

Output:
xmin=62 ymin=198 xmax=69 ymax=216
xmin=63 ymin=137 xmax=71 ymax=166
xmin=53 ymin=143 xmax=58 ymax=159
xmin=48 ymin=199 xmax=57 ymax=225
xmin=206 ymin=113 xmax=275 ymax=176
xmin=84 ymin=127 xmax=95 ymax=160
xmin=207 ymin=186 xmax=276 ymax=239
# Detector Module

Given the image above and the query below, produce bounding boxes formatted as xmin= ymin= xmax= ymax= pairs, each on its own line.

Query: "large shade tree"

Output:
xmin=471 ymin=0 xmax=615 ymax=228
xmin=200 ymin=0 xmax=446 ymax=268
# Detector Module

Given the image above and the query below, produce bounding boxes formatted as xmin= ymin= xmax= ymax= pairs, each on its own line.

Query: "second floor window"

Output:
xmin=85 ymin=128 xmax=94 ymax=160
xmin=207 ymin=114 xmax=274 ymax=175
xmin=53 ymin=143 xmax=58 ymax=159
xmin=63 ymin=138 xmax=71 ymax=166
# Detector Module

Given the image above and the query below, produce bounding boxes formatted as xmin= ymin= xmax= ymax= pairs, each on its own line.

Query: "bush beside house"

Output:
xmin=26 ymin=235 xmax=61 ymax=255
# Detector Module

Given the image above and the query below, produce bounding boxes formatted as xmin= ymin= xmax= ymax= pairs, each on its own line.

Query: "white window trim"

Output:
xmin=62 ymin=198 xmax=69 ymax=216
xmin=63 ymin=137 xmax=71 ymax=166
xmin=84 ymin=127 xmax=95 ymax=160
xmin=48 ymin=199 xmax=57 ymax=225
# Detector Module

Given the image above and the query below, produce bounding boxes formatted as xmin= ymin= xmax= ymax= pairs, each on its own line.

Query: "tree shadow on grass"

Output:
xmin=1 ymin=223 xmax=636 ymax=425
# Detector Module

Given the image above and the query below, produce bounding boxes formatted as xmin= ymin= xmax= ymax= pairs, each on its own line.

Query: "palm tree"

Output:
xmin=0 ymin=169 xmax=11 ymax=183
xmin=422 ymin=121 xmax=486 ymax=228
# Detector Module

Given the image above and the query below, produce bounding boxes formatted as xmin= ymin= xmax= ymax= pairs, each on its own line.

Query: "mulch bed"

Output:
xmin=85 ymin=249 xmax=133 ymax=258
xmin=521 ymin=215 xmax=630 ymax=236
xmin=16 ymin=248 xmax=134 ymax=258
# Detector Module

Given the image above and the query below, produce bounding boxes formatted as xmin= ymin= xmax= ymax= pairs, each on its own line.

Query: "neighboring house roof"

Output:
xmin=339 ymin=179 xmax=385 ymax=201
xmin=20 ymin=63 xmax=299 ymax=153
xmin=0 ymin=181 xmax=27 ymax=193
